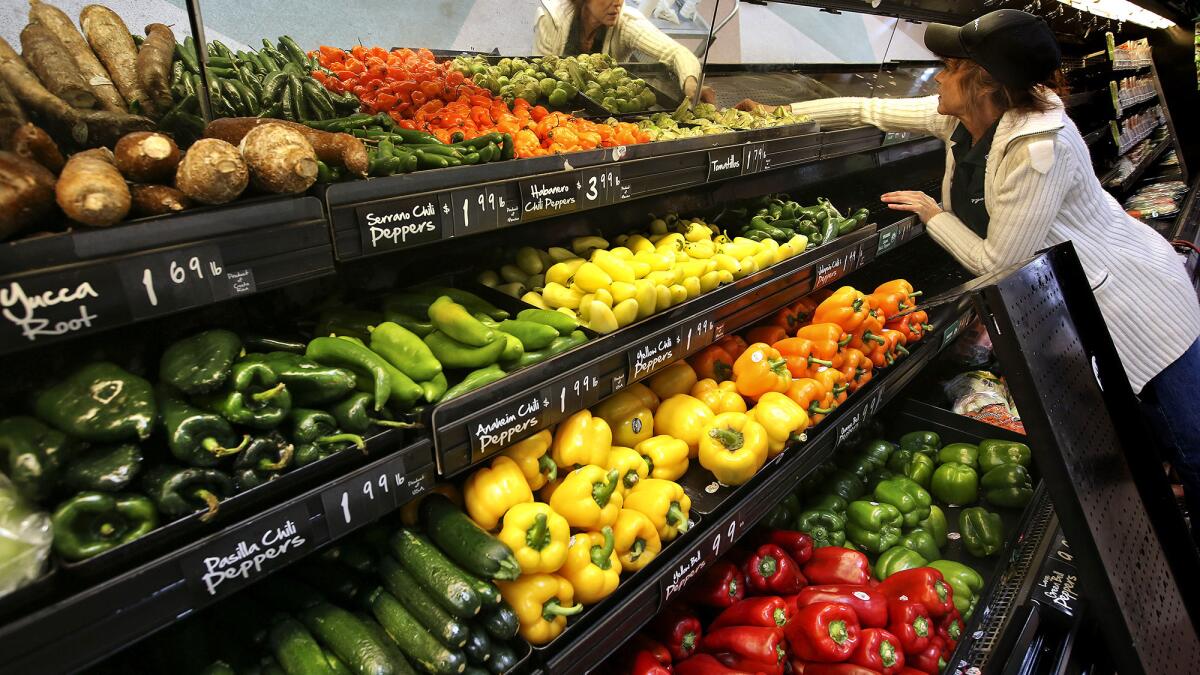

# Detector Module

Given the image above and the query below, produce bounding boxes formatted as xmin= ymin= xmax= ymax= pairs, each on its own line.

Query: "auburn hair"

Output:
xmin=943 ymin=58 xmax=1069 ymax=116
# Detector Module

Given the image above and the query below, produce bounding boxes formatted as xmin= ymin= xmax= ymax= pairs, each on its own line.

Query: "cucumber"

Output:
xmin=390 ymin=529 xmax=481 ymax=619
xmin=468 ymin=575 xmax=501 ymax=608
xmin=485 ymin=643 xmax=517 ymax=674
xmin=462 ymin=623 xmax=491 ymax=665
xmin=293 ymin=562 xmax=370 ymax=607
xmin=324 ymin=650 xmax=353 ymax=675
xmin=419 ymin=495 xmax=521 ymax=581
xmin=339 ymin=541 xmax=378 ymax=573
xmin=269 ymin=615 xmax=337 ymax=675
xmin=480 ymin=602 xmax=519 ymax=641
xmin=462 ymin=669 xmax=489 ymax=675
xmin=354 ymin=614 xmax=419 ymax=675
xmin=300 ymin=602 xmax=402 ymax=675
xmin=368 ymin=587 xmax=468 ymax=675
xmin=379 ymin=555 xmax=469 ymax=648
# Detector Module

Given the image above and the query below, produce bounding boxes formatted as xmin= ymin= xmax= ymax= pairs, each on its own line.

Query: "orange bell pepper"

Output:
xmin=786 ymin=378 xmax=835 ymax=422
xmin=848 ymin=312 xmax=888 ymax=357
xmin=866 ymin=290 xmax=911 ymax=322
xmin=774 ymin=337 xmax=835 ymax=379
xmin=715 ymin=335 xmax=749 ymax=361
xmin=874 ymin=279 xmax=918 ymax=297
xmin=733 ymin=343 xmax=793 ymax=399
xmin=886 ymin=310 xmax=932 ymax=343
xmin=839 ymin=347 xmax=874 ymax=393
xmin=744 ymin=325 xmax=789 ymax=346
xmin=769 ymin=306 xmax=804 ymax=335
xmin=813 ymin=367 xmax=848 ymax=405
xmin=690 ymin=344 xmax=737 ymax=382
xmin=872 ymin=329 xmax=910 ymax=369
xmin=796 ymin=323 xmax=848 ymax=368
xmin=791 ymin=296 xmax=821 ymax=325
xmin=690 ymin=378 xmax=748 ymax=414
xmin=812 ymin=286 xmax=870 ymax=333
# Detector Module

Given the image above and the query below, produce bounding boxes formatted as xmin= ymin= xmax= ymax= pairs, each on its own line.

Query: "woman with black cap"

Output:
xmin=740 ymin=10 xmax=1200 ymax=526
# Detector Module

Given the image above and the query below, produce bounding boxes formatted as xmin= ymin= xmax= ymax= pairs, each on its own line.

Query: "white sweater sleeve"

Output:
xmin=619 ymin=11 xmax=702 ymax=88
xmin=533 ymin=12 xmax=560 ymax=57
xmin=790 ymin=96 xmax=956 ymax=139
xmin=926 ymin=135 xmax=1074 ymax=275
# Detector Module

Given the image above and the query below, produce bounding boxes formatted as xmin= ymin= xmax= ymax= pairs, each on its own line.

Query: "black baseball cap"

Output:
xmin=924 ymin=9 xmax=1062 ymax=88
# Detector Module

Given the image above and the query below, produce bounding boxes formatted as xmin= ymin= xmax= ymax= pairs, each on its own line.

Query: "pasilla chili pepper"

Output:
xmin=240 ymin=352 xmax=357 ymax=406
xmin=746 ymin=544 xmax=806 ymax=594
xmin=627 ymin=635 xmax=673 ymax=675
xmin=787 ymin=601 xmax=860 ymax=662
xmin=329 ymin=392 xmax=413 ymax=435
xmin=887 ymin=597 xmax=932 ymax=655
xmin=712 ymin=596 xmax=793 ymax=629
xmin=960 ymin=507 xmax=1004 ymax=557
xmin=701 ymin=626 xmax=787 ymax=669
xmin=158 ymin=385 xmax=251 ymax=467
xmin=0 ymin=416 xmax=76 ymax=502
xmin=650 ymin=604 xmax=704 ymax=660
xmin=790 ymin=585 xmax=888 ymax=628
xmin=51 ymin=491 xmax=158 ymax=561
xmin=141 ymin=465 xmax=234 ymax=522
xmin=232 ymin=432 xmax=295 ymax=491
xmin=760 ymin=529 xmax=814 ymax=565
xmin=796 ymin=509 xmax=846 ymax=548
xmin=64 ymin=443 xmax=143 ymax=493
xmin=801 ymin=546 xmax=871 ymax=586
xmin=291 ymin=408 xmax=365 ymax=451
xmin=195 ymin=380 xmax=292 ymax=430
xmin=850 ymin=628 xmax=904 ymax=675
xmin=908 ymin=636 xmax=947 ymax=674
xmin=35 ymin=362 xmax=157 ymax=442
xmin=878 ymin=568 xmax=955 ymax=618
xmin=159 ymin=329 xmax=242 ymax=395
xmin=690 ymin=560 xmax=746 ymax=608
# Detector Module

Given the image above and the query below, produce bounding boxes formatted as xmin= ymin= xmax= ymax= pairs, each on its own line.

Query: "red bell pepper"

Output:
xmin=878 ymin=568 xmax=955 ymax=619
xmin=937 ymin=611 xmax=964 ymax=651
xmin=714 ymin=653 xmax=783 ymax=675
xmin=746 ymin=544 xmax=806 ymax=595
xmin=795 ymin=664 xmax=884 ymax=675
xmin=676 ymin=653 xmax=764 ymax=675
xmin=758 ymin=529 xmax=814 ymax=565
xmin=907 ymin=636 xmax=947 ymax=674
xmin=627 ymin=634 xmax=673 ymax=674
xmin=789 ymin=585 xmax=888 ymax=628
xmin=690 ymin=561 xmax=746 ymax=608
xmin=650 ymin=605 xmax=703 ymax=661
xmin=801 ymin=547 xmax=871 ymax=586
xmin=898 ymin=669 xmax=929 ymax=675
xmin=886 ymin=598 xmax=931 ymax=656
xmin=850 ymin=628 xmax=905 ymax=675
xmin=786 ymin=602 xmax=860 ymax=663
xmin=711 ymin=596 xmax=793 ymax=629
xmin=701 ymin=626 xmax=787 ymax=668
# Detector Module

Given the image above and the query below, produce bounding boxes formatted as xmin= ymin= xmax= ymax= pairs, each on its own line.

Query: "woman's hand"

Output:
xmin=882 ymin=190 xmax=943 ymax=223
xmin=682 ymin=78 xmax=717 ymax=104
xmin=736 ymin=98 xmax=776 ymax=113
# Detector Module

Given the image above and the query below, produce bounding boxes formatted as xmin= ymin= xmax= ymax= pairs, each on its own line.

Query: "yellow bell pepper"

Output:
xmin=551 ymin=409 xmax=612 ymax=469
xmin=607 ymin=445 xmax=650 ymax=494
xmin=549 ymin=465 xmax=623 ymax=530
xmin=542 ymin=282 xmax=583 ymax=309
xmin=698 ymin=412 xmax=769 ymax=486
xmin=497 ymin=573 xmax=582 ymax=645
xmin=626 ymin=382 xmax=662 ymax=412
xmin=749 ymin=392 xmax=809 ymax=456
xmin=502 ymin=430 xmax=556 ymax=490
xmin=559 ymin=526 xmax=620 ymax=605
xmin=624 ymin=478 xmax=691 ymax=541
xmin=613 ymin=508 xmax=662 ymax=572
xmin=464 ymin=456 xmax=534 ymax=530
xmin=635 ymin=435 xmax=690 ymax=481
xmin=400 ymin=483 xmax=461 ymax=527
xmin=498 ymin=502 xmax=570 ymax=574
xmin=539 ymin=474 xmax=564 ymax=502
xmin=574 ymin=262 xmax=613 ymax=293
xmin=690 ymin=378 xmax=748 ymax=414
xmin=592 ymin=389 xmax=654 ymax=448
xmin=647 ymin=361 xmax=698 ymax=401
xmin=654 ymin=394 xmax=715 ymax=458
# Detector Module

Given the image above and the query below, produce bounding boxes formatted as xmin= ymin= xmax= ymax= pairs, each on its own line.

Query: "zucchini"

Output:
xmin=300 ymin=602 xmax=401 ymax=675
xmin=379 ymin=555 xmax=469 ymax=648
xmin=269 ymin=615 xmax=337 ymax=675
xmin=462 ymin=622 xmax=491 ymax=666
xmin=355 ymin=614 xmax=419 ymax=675
xmin=419 ymin=495 xmax=520 ymax=581
xmin=480 ymin=602 xmax=519 ymax=641
xmin=390 ymin=530 xmax=481 ymax=619
xmin=485 ymin=643 xmax=517 ymax=674
xmin=325 ymin=650 xmax=353 ymax=675
xmin=468 ymin=575 xmax=502 ymax=608
xmin=368 ymin=587 xmax=467 ymax=675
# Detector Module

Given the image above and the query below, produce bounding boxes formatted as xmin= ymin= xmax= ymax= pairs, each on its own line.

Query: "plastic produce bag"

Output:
xmin=647 ymin=0 xmax=681 ymax=24
xmin=680 ymin=0 xmax=700 ymax=21
xmin=943 ymin=370 xmax=1018 ymax=417
xmin=0 ymin=473 xmax=52 ymax=596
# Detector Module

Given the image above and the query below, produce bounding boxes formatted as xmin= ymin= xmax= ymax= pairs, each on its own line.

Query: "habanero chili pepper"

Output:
xmin=801 ymin=546 xmax=872 ymax=586
xmin=650 ymin=604 xmax=704 ymax=660
xmin=689 ymin=560 xmax=746 ymax=608
xmin=746 ymin=544 xmax=806 ymax=594
xmin=158 ymin=384 xmax=251 ymax=467
xmin=760 ymin=529 xmax=814 ymax=565
xmin=51 ymin=491 xmax=158 ymax=562
xmin=850 ymin=628 xmax=905 ymax=675
xmin=878 ymin=568 xmax=956 ymax=619
xmin=786 ymin=601 xmax=860 ymax=663
xmin=790 ymin=584 xmax=888 ymax=628
xmin=141 ymin=465 xmax=234 ymax=522
xmin=887 ymin=597 xmax=932 ymax=655
xmin=712 ymin=596 xmax=793 ymax=629
xmin=701 ymin=626 xmax=787 ymax=669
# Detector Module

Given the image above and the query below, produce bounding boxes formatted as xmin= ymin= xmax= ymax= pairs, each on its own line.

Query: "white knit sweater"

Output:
xmin=792 ymin=93 xmax=1200 ymax=393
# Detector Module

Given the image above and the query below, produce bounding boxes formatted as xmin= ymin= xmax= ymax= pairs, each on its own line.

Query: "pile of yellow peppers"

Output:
xmin=477 ymin=213 xmax=807 ymax=334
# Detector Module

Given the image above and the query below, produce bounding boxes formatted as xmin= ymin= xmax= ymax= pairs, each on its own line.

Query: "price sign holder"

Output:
xmin=578 ymin=166 xmax=623 ymax=208
xmin=876 ymin=223 xmax=901 ymax=256
xmin=833 ymin=385 xmax=886 ymax=450
xmin=627 ymin=314 xmax=714 ymax=384
xmin=659 ymin=507 xmax=747 ymax=604
xmin=465 ymin=387 xmax=553 ymax=462
xmin=0 ymin=264 xmax=129 ymax=353
xmin=742 ymin=142 xmax=770 ymax=174
xmin=813 ymin=246 xmax=862 ymax=290
xmin=355 ymin=194 xmax=446 ymax=254
xmin=519 ymin=173 xmax=580 ymax=221
xmin=448 ymin=185 xmax=500 ymax=236
xmin=706 ymin=147 xmax=743 ymax=182
xmin=119 ymin=244 xmax=253 ymax=321
xmin=320 ymin=452 xmax=408 ymax=541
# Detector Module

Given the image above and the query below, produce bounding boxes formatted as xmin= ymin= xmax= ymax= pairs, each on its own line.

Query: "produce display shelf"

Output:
xmin=1117 ymin=122 xmax=1164 ymax=156
xmin=429 ymin=214 xmax=926 ymax=477
xmin=1109 ymin=139 xmax=1171 ymax=195
xmin=1063 ymin=89 xmax=1102 ymax=108
xmin=0 ymin=196 xmax=334 ymax=358
xmin=0 ymin=435 xmax=435 ymax=675
xmin=1114 ymin=91 xmax=1160 ymax=119
xmin=534 ymin=301 xmax=978 ymax=674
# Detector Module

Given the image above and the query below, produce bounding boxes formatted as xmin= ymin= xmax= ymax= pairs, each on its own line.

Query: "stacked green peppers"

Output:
xmin=724 ymin=193 xmax=870 ymax=247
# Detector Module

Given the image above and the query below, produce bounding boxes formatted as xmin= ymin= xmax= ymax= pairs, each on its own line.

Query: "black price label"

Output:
xmin=742 ymin=142 xmax=770 ymax=174
xmin=120 ymin=245 xmax=252 ymax=321
xmin=1032 ymin=559 xmax=1081 ymax=616
xmin=0 ymin=265 xmax=128 ymax=352
xmin=468 ymin=389 xmax=551 ymax=459
xmin=834 ymin=386 xmax=886 ymax=450
xmin=660 ymin=509 xmax=746 ymax=604
xmin=449 ymin=186 xmax=500 ymax=236
xmin=578 ymin=166 xmax=623 ymax=208
xmin=628 ymin=326 xmax=683 ymax=383
xmin=180 ymin=502 xmax=312 ymax=601
xmin=679 ymin=315 xmax=715 ymax=356
xmin=356 ymin=195 xmax=445 ymax=252
xmin=520 ymin=174 xmax=579 ymax=221
xmin=813 ymin=247 xmax=862 ymax=290
xmin=706 ymin=147 xmax=743 ymax=182
xmin=876 ymin=223 xmax=901 ymax=256
xmin=940 ymin=315 xmax=965 ymax=349
xmin=498 ymin=183 xmax=522 ymax=226
xmin=321 ymin=452 xmax=408 ymax=541
xmin=548 ymin=369 xmax=603 ymax=420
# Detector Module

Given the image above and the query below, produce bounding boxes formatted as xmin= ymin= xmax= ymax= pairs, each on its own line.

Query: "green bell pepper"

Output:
xmin=35 ymin=362 xmax=157 ymax=442
xmin=0 ymin=416 xmax=76 ymax=502
xmin=916 ymin=505 xmax=949 ymax=548
xmin=838 ymin=450 xmax=883 ymax=482
xmin=897 ymin=527 xmax=941 ymax=561
xmin=982 ymin=464 xmax=1034 ymax=508
xmin=936 ymin=443 xmax=979 ymax=469
xmin=874 ymin=477 xmax=932 ymax=528
xmin=241 ymin=352 xmax=357 ymax=406
xmin=233 ymin=433 xmax=295 ymax=492
xmin=159 ymin=329 xmax=242 ymax=395
xmin=291 ymin=408 xmax=364 ymax=451
xmin=796 ymin=508 xmax=846 ymax=548
xmin=960 ymin=506 xmax=1004 ymax=557
xmin=845 ymin=500 xmax=903 ymax=554
xmin=978 ymin=439 xmax=1032 ymax=473
xmin=141 ymin=465 xmax=234 ymax=522
xmin=826 ymin=468 xmax=867 ymax=501
xmin=807 ymin=493 xmax=848 ymax=514
xmin=865 ymin=467 xmax=895 ymax=490
xmin=889 ymin=450 xmax=935 ymax=489
xmin=874 ymin=545 xmax=928 ymax=580
xmin=859 ymin=440 xmax=895 ymax=466
xmin=64 ymin=443 xmax=143 ymax=493
xmin=51 ymin=491 xmax=158 ymax=561
xmin=899 ymin=431 xmax=940 ymax=453
xmin=764 ymin=493 xmax=802 ymax=530
xmin=931 ymin=462 xmax=978 ymax=506
xmin=159 ymin=384 xmax=251 ymax=466
xmin=928 ymin=560 xmax=984 ymax=617
xmin=886 ymin=448 xmax=914 ymax=473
